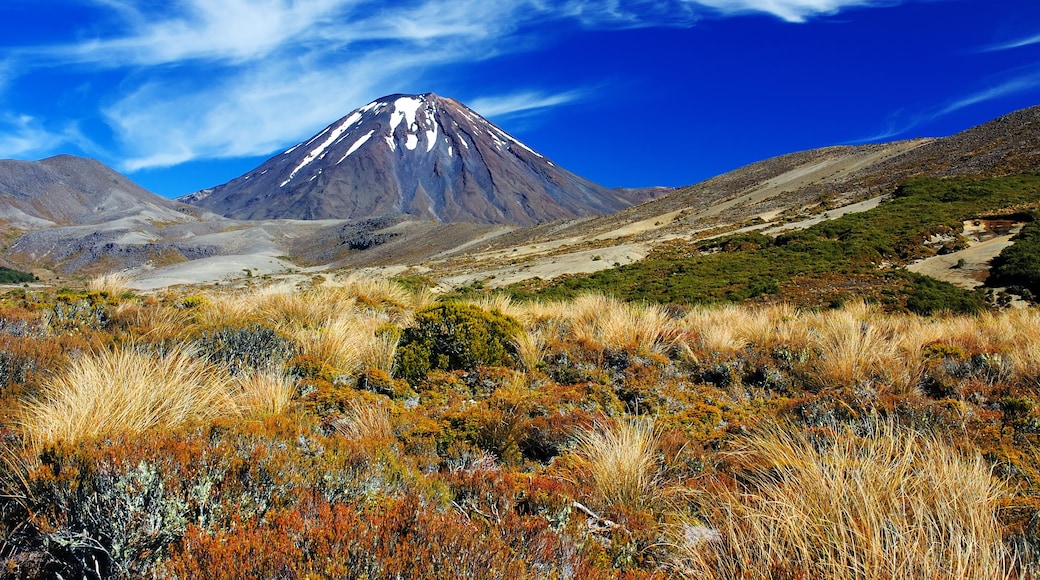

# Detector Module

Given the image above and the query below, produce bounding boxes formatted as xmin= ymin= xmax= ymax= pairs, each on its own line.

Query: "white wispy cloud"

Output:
xmin=937 ymin=71 xmax=1040 ymax=117
xmin=981 ymin=32 xmax=1040 ymax=53
xmin=30 ymin=0 xmax=532 ymax=68
xmin=0 ymin=114 xmax=81 ymax=158
xmin=685 ymin=0 xmax=894 ymax=23
xmin=469 ymin=90 xmax=589 ymax=119
xmin=6 ymin=0 xmax=905 ymax=169
xmin=106 ymin=48 xmax=458 ymax=170
xmin=852 ymin=68 xmax=1040 ymax=143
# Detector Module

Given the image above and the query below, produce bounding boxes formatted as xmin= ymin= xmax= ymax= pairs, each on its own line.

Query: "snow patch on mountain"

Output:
xmin=281 ymin=112 xmax=363 ymax=187
xmin=338 ymin=130 xmax=375 ymax=164
xmin=390 ymin=96 xmax=423 ymax=134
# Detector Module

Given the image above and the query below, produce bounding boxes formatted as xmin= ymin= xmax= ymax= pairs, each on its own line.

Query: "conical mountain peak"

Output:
xmin=181 ymin=93 xmax=645 ymax=225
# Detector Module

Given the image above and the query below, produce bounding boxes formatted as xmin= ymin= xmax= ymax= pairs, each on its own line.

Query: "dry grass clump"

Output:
xmin=676 ymin=422 xmax=1008 ymax=580
xmin=566 ymin=294 xmax=678 ymax=353
xmin=189 ymin=290 xmax=256 ymax=328
xmin=806 ymin=302 xmax=896 ymax=389
xmin=180 ymin=284 xmax=403 ymax=378
xmin=113 ymin=300 xmax=187 ymax=342
xmin=233 ymin=369 xmax=297 ymax=417
xmin=361 ymin=330 xmax=400 ymax=375
xmin=254 ymin=285 xmax=349 ymax=331
xmin=336 ymin=399 xmax=394 ymax=441
xmin=677 ymin=305 xmax=751 ymax=356
xmin=291 ymin=313 xmax=398 ymax=376
xmin=336 ymin=274 xmax=429 ymax=311
xmin=19 ymin=347 xmax=236 ymax=447
xmin=572 ymin=418 xmax=661 ymax=510
xmin=86 ymin=272 xmax=133 ymax=296
xmin=292 ymin=316 xmax=366 ymax=376
xmin=512 ymin=327 xmax=547 ymax=372
xmin=998 ymin=309 xmax=1040 ymax=385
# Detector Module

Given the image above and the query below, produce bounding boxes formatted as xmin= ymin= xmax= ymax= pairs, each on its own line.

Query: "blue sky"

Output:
xmin=0 ymin=0 xmax=1038 ymax=197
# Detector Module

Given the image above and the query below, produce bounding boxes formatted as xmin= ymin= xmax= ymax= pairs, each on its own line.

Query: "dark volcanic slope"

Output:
xmin=0 ymin=155 xmax=189 ymax=228
xmin=182 ymin=93 xmax=644 ymax=226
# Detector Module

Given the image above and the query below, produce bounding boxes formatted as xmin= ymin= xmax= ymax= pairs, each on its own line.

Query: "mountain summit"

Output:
xmin=182 ymin=93 xmax=646 ymax=225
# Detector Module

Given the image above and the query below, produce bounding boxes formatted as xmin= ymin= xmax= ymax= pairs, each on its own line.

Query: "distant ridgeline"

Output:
xmin=505 ymin=173 xmax=1040 ymax=314
xmin=0 ymin=267 xmax=37 ymax=284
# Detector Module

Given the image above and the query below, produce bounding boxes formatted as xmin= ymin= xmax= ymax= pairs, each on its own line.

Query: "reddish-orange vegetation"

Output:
xmin=2 ymin=284 xmax=1040 ymax=578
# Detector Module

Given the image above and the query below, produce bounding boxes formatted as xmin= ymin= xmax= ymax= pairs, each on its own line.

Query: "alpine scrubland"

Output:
xmin=2 ymin=275 xmax=1040 ymax=579
xmin=4 ymin=172 xmax=1040 ymax=578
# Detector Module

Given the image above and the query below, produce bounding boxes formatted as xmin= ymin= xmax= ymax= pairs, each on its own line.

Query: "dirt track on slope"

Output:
xmin=907 ymin=230 xmax=1021 ymax=289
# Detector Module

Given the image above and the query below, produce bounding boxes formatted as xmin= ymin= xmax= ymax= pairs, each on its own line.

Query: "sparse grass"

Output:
xmin=19 ymin=346 xmax=236 ymax=447
xmin=508 ymin=174 xmax=1040 ymax=311
xmin=675 ymin=422 xmax=1008 ymax=580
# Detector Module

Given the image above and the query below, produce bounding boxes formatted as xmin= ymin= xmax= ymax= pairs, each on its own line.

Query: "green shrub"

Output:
xmin=898 ymin=271 xmax=985 ymax=315
xmin=989 ymin=217 xmax=1040 ymax=298
xmin=0 ymin=267 xmax=36 ymax=284
xmin=395 ymin=303 xmax=522 ymax=383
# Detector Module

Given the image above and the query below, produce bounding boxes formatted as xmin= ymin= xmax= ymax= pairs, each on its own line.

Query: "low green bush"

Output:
xmin=395 ymin=303 xmax=522 ymax=383
xmin=989 ymin=216 xmax=1040 ymax=299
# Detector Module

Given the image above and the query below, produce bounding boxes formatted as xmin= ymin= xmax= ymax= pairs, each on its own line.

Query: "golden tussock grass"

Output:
xmin=678 ymin=306 xmax=750 ymax=357
xmin=292 ymin=316 xmax=365 ymax=376
xmin=339 ymin=274 xmax=412 ymax=304
xmin=336 ymin=399 xmax=394 ymax=442
xmin=190 ymin=291 xmax=257 ymax=328
xmin=359 ymin=330 xmax=400 ymax=375
xmin=465 ymin=294 xmax=525 ymax=321
xmin=86 ymin=272 xmax=133 ymax=296
xmin=334 ymin=274 xmax=436 ymax=324
xmin=572 ymin=418 xmax=661 ymax=510
xmin=290 ymin=312 xmax=400 ymax=377
xmin=512 ymin=327 xmax=547 ymax=373
xmin=566 ymin=294 xmax=678 ymax=353
xmin=19 ymin=347 xmax=237 ymax=448
xmin=254 ymin=286 xmax=350 ymax=331
xmin=998 ymin=309 xmax=1040 ymax=385
xmin=806 ymin=302 xmax=896 ymax=389
xmin=113 ymin=301 xmax=187 ymax=343
xmin=676 ymin=422 xmax=1008 ymax=580
xmin=233 ymin=369 xmax=297 ymax=418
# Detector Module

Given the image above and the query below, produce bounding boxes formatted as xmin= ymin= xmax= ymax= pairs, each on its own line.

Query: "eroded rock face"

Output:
xmin=181 ymin=93 xmax=643 ymax=226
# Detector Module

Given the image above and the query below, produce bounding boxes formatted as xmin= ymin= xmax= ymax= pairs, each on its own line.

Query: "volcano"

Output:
xmin=181 ymin=93 xmax=647 ymax=226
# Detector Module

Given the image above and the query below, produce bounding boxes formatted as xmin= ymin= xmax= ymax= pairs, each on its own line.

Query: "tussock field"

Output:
xmin=3 ymin=279 xmax=1040 ymax=578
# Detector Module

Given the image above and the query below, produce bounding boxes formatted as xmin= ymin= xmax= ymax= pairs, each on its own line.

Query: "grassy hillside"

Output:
xmin=507 ymin=173 xmax=1040 ymax=313
xmin=3 ymin=280 xmax=1040 ymax=577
